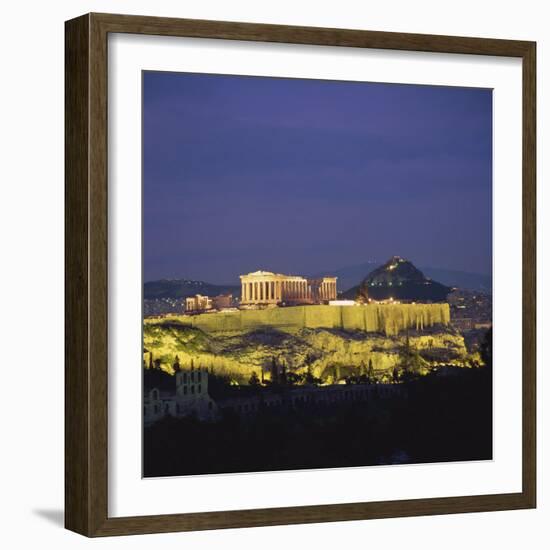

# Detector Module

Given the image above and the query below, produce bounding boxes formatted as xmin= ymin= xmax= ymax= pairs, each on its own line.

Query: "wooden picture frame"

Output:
xmin=65 ymin=12 xmax=536 ymax=537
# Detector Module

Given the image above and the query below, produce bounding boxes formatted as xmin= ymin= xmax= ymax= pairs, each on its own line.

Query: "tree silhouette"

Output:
xmin=392 ymin=366 xmax=400 ymax=383
xmin=270 ymin=357 xmax=279 ymax=385
xmin=249 ymin=371 xmax=260 ymax=386
xmin=480 ymin=327 xmax=493 ymax=370
xmin=367 ymin=359 xmax=375 ymax=383
xmin=280 ymin=362 xmax=288 ymax=385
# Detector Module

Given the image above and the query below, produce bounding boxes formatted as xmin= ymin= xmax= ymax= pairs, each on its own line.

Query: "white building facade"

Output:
xmin=240 ymin=270 xmax=337 ymax=306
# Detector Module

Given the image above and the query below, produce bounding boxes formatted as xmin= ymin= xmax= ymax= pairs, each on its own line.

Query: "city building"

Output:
xmin=185 ymin=294 xmax=212 ymax=312
xmin=174 ymin=367 xmax=218 ymax=420
xmin=143 ymin=388 xmax=178 ymax=426
xmin=239 ymin=270 xmax=337 ymax=306
xmin=185 ymin=293 xmax=234 ymax=313
xmin=144 ymin=367 xmax=218 ymax=425
xmin=211 ymin=294 xmax=233 ymax=310
xmin=218 ymin=382 xmax=406 ymax=420
xmin=144 ymin=366 xmax=405 ymax=426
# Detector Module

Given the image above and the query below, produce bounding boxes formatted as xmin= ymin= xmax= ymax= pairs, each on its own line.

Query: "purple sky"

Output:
xmin=143 ymin=71 xmax=492 ymax=285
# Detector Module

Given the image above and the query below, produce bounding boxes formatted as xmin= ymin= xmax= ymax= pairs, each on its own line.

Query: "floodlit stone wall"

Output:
xmin=152 ymin=303 xmax=450 ymax=336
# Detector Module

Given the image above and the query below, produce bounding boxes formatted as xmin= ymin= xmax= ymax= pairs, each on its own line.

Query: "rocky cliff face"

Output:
xmin=144 ymin=321 xmax=473 ymax=385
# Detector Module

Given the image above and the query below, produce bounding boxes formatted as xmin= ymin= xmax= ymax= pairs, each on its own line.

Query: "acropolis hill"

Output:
xmin=143 ymin=261 xmax=468 ymax=383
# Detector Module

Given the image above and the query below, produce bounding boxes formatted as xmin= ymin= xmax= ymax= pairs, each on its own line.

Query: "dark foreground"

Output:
xmin=143 ymin=367 xmax=492 ymax=477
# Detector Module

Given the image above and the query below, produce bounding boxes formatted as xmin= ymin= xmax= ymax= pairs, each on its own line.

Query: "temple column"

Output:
xmin=241 ymin=283 xmax=245 ymax=302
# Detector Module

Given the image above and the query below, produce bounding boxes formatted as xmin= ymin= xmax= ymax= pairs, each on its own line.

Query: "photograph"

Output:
xmin=141 ymin=71 xmax=494 ymax=478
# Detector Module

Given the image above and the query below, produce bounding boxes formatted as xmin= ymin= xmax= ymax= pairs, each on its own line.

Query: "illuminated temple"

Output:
xmin=240 ymin=270 xmax=337 ymax=306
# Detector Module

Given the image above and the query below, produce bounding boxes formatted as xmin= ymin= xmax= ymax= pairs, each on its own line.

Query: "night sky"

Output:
xmin=143 ymin=71 xmax=492 ymax=286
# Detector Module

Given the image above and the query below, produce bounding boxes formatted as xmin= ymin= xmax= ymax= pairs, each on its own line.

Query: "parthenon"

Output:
xmin=240 ymin=270 xmax=337 ymax=306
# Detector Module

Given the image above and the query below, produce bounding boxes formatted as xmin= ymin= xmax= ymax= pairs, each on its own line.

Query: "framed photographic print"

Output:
xmin=65 ymin=13 xmax=536 ymax=536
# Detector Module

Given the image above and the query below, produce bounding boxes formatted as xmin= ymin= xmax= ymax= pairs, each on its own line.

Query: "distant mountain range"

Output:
xmin=144 ymin=279 xmax=239 ymax=300
xmin=419 ymin=267 xmax=492 ymax=294
xmin=341 ymin=256 xmax=451 ymax=302
xmin=311 ymin=261 xmax=492 ymax=294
